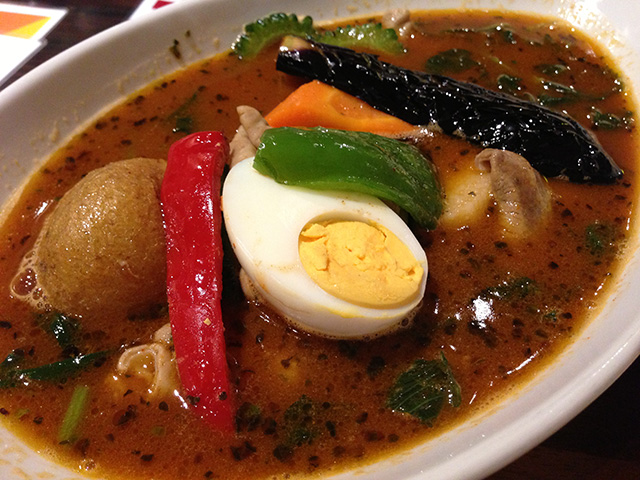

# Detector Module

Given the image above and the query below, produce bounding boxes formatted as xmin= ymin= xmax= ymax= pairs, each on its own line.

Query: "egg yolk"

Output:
xmin=298 ymin=220 xmax=423 ymax=309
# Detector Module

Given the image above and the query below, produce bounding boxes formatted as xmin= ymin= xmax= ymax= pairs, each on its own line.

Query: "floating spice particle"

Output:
xmin=263 ymin=417 xmax=277 ymax=435
xmin=187 ymin=395 xmax=201 ymax=406
xmin=535 ymin=328 xmax=548 ymax=338
xmin=33 ymin=416 xmax=43 ymax=424
xmin=388 ymin=433 xmax=399 ymax=442
xmin=366 ymin=356 xmax=386 ymax=379
xmin=308 ymin=455 xmax=320 ymax=468
xmin=325 ymin=421 xmax=336 ymax=437
xmin=133 ymin=118 xmax=147 ymax=127
xmin=15 ymin=408 xmax=29 ymax=419
xmin=272 ymin=444 xmax=293 ymax=462
xmin=444 ymin=321 xmax=457 ymax=336
xmin=494 ymin=241 xmax=508 ymax=249
xmin=230 ymin=441 xmax=257 ymax=461
xmin=281 ymin=356 xmax=292 ymax=368
xmin=355 ymin=412 xmax=368 ymax=424
xmin=365 ymin=431 xmax=384 ymax=442
xmin=549 ymin=261 xmax=559 ymax=269
xmin=75 ymin=438 xmax=90 ymax=457
xmin=0 ymin=408 xmax=9 ymax=415
xmin=114 ymin=405 xmax=137 ymax=426
xmin=141 ymin=454 xmax=154 ymax=462
xmin=170 ymin=39 xmax=182 ymax=59
xmin=158 ymin=401 xmax=169 ymax=411
xmin=204 ymin=471 xmax=214 ymax=479
xmin=337 ymin=340 xmax=359 ymax=359
xmin=218 ymin=391 xmax=227 ymax=401
xmin=0 ymin=321 xmax=12 ymax=329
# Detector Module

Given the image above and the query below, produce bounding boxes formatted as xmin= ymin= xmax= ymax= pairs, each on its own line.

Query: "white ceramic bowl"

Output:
xmin=0 ymin=0 xmax=639 ymax=479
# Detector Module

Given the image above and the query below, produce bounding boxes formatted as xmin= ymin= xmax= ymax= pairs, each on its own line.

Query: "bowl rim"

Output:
xmin=0 ymin=1 xmax=639 ymax=479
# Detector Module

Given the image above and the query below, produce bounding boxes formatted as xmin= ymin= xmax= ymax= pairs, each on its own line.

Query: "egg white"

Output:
xmin=222 ymin=157 xmax=428 ymax=339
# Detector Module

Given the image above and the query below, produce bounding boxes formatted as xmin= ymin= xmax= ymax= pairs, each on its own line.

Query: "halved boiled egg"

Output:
xmin=222 ymin=157 xmax=428 ymax=339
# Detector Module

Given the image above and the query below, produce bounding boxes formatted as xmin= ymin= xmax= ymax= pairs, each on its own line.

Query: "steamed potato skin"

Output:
xmin=35 ymin=157 xmax=167 ymax=321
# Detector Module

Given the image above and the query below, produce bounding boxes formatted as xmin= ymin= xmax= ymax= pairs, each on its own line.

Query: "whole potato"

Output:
xmin=19 ymin=157 xmax=168 ymax=322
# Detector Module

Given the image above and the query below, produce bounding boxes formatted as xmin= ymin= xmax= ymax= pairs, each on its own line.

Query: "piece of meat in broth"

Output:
xmin=229 ymin=105 xmax=270 ymax=167
xmin=476 ymin=148 xmax=552 ymax=239
xmin=381 ymin=9 xmax=413 ymax=37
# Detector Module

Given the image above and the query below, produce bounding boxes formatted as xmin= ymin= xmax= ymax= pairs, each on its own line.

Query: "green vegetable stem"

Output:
xmin=253 ymin=127 xmax=443 ymax=230
xmin=58 ymin=385 xmax=90 ymax=444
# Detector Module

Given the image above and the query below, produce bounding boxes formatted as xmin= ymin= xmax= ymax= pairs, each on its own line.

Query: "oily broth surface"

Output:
xmin=0 ymin=10 xmax=636 ymax=480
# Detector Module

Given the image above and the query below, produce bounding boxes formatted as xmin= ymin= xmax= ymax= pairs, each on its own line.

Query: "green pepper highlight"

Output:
xmin=253 ymin=127 xmax=443 ymax=230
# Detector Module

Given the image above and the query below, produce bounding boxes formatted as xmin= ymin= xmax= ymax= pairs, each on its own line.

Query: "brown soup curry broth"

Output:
xmin=0 ymin=9 xmax=636 ymax=480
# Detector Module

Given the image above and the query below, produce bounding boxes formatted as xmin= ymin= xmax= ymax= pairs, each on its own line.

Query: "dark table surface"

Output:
xmin=2 ymin=1 xmax=639 ymax=479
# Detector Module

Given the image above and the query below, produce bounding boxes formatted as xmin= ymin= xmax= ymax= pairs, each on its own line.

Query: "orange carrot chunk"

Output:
xmin=265 ymin=80 xmax=414 ymax=135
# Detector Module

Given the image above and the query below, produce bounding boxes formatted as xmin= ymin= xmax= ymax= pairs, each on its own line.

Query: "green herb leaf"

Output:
xmin=387 ymin=353 xmax=461 ymax=425
xmin=169 ymin=92 xmax=198 ymax=134
xmin=236 ymin=402 xmax=262 ymax=432
xmin=47 ymin=313 xmax=79 ymax=349
xmin=497 ymin=74 xmax=522 ymax=94
xmin=0 ymin=351 xmax=109 ymax=388
xmin=480 ymin=276 xmax=537 ymax=301
xmin=282 ymin=395 xmax=318 ymax=447
xmin=590 ymin=108 xmax=633 ymax=130
xmin=425 ymin=48 xmax=478 ymax=74
xmin=585 ymin=222 xmax=617 ymax=256
xmin=0 ymin=349 xmax=24 ymax=373
xmin=535 ymin=63 xmax=569 ymax=76
xmin=58 ymin=385 xmax=90 ymax=443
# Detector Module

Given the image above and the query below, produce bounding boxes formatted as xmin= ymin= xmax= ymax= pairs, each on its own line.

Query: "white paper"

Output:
xmin=0 ymin=35 xmax=43 ymax=86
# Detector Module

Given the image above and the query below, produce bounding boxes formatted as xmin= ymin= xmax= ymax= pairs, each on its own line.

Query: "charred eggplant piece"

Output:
xmin=276 ymin=38 xmax=623 ymax=183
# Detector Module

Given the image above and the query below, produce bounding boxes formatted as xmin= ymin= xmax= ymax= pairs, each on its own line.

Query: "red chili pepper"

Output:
xmin=161 ymin=131 xmax=234 ymax=432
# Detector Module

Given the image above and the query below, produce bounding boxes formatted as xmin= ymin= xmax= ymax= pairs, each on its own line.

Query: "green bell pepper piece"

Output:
xmin=253 ymin=127 xmax=442 ymax=230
